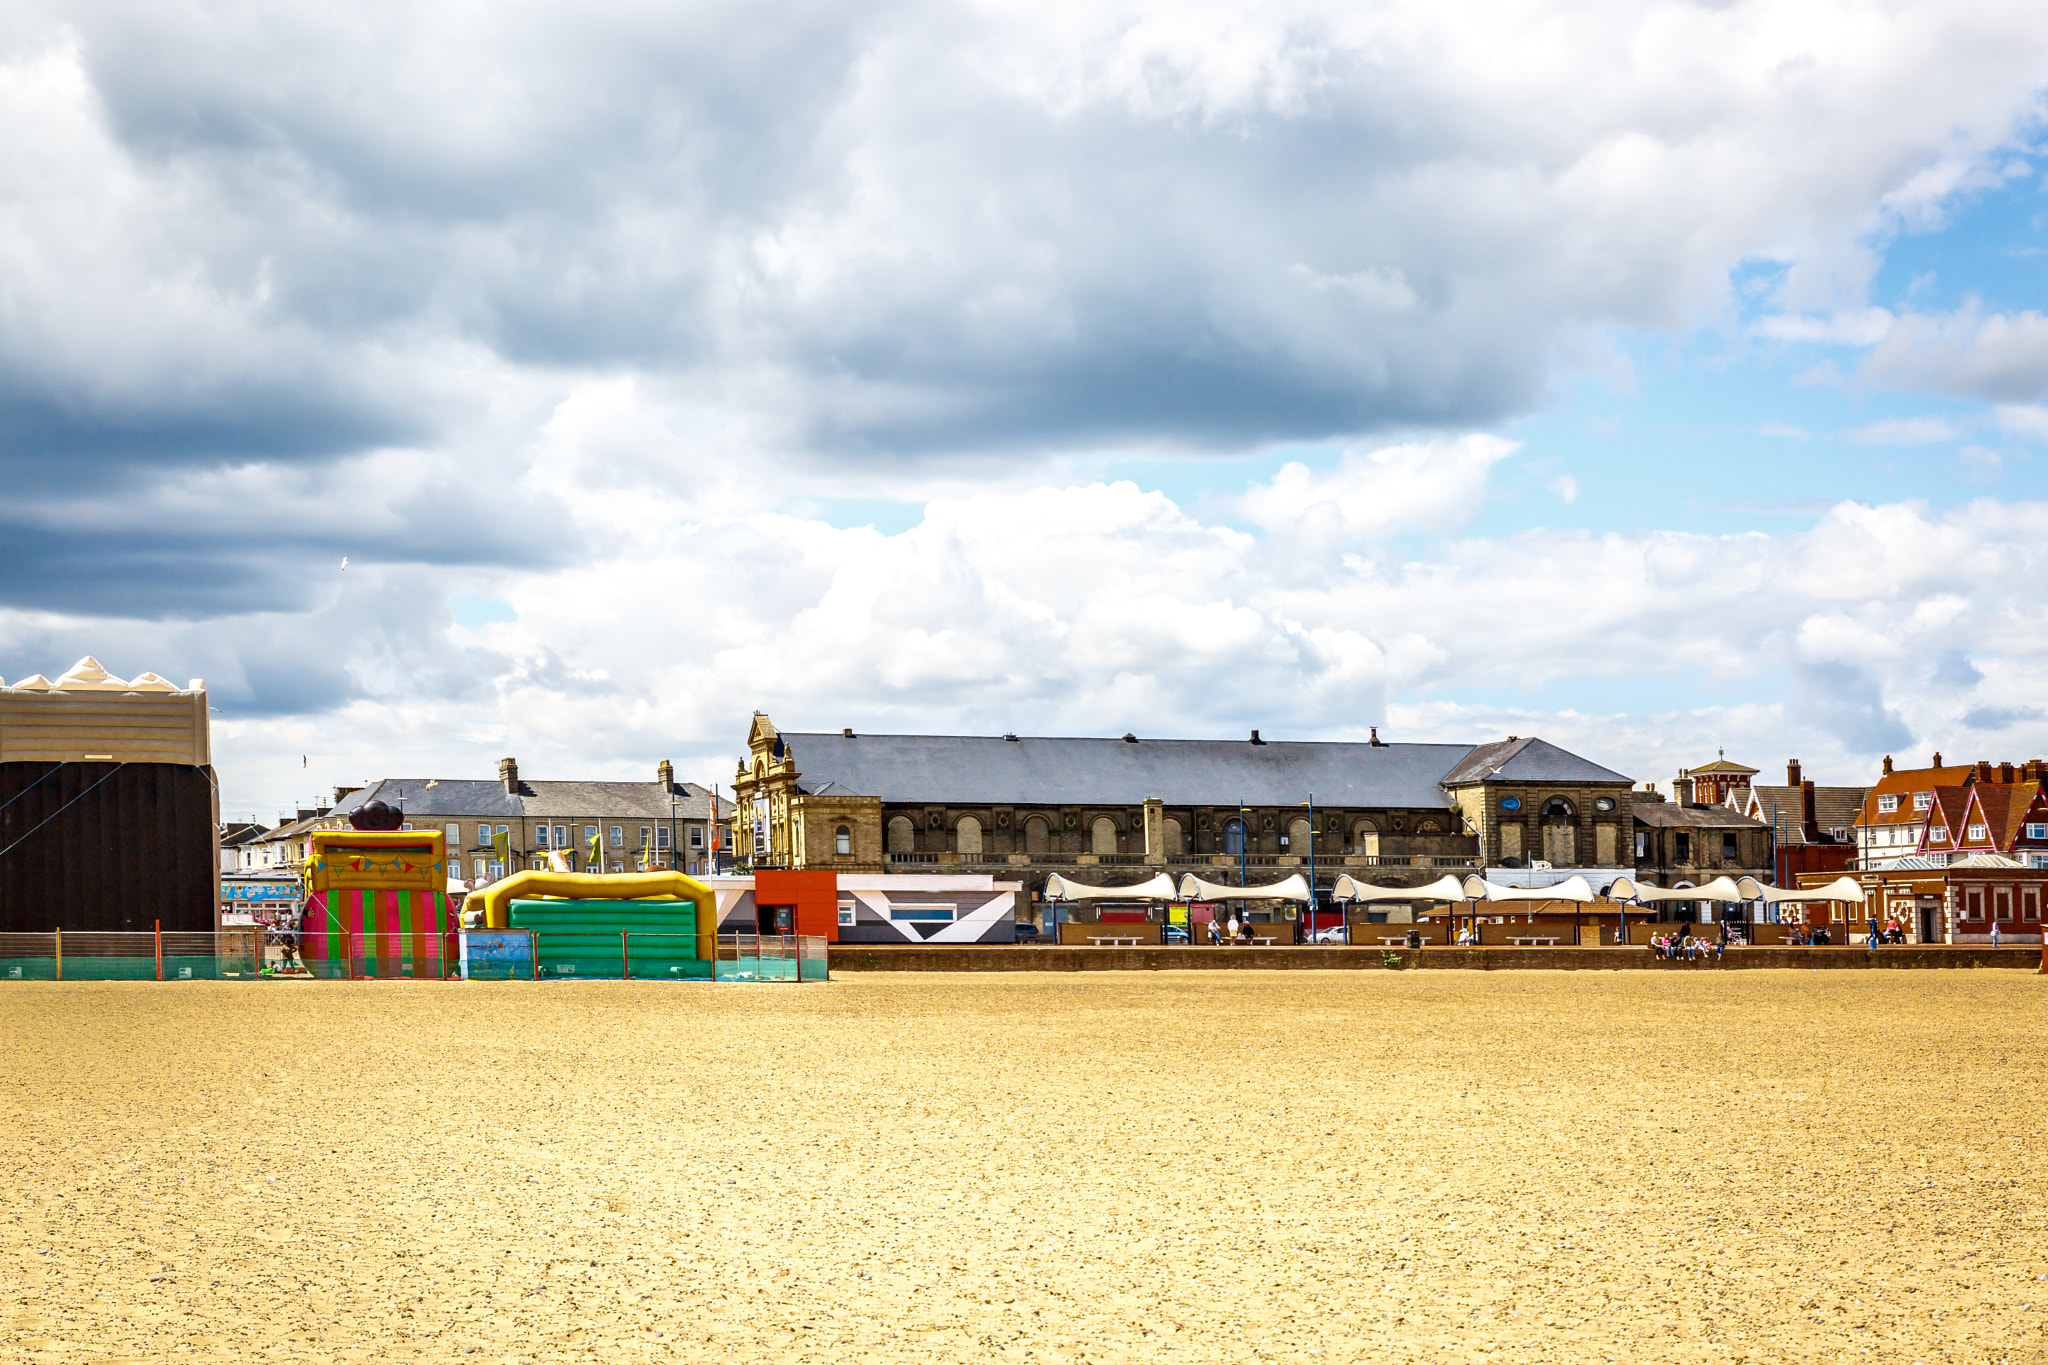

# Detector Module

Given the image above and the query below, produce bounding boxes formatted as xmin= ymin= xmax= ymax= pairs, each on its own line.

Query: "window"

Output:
xmin=1878 ymin=794 xmax=1900 ymax=814
xmin=1223 ymin=818 xmax=1245 ymax=856
xmin=1024 ymin=816 xmax=1050 ymax=856
xmin=609 ymin=826 xmax=623 ymax=847
xmin=1965 ymin=889 xmax=1983 ymax=919
xmin=835 ymin=825 xmax=852 ymax=856
xmin=1594 ymin=797 xmax=1616 ymax=812
xmin=535 ymin=825 xmax=550 ymax=848
xmin=639 ymin=827 xmax=652 ymax=851
xmin=1721 ymin=833 xmax=1737 ymax=861
xmin=610 ymin=861 xmax=624 ymax=874
xmin=1500 ymin=797 xmax=1522 ymax=811
xmin=400 ymin=822 xmax=413 ymax=831
xmin=446 ymin=823 xmax=460 ymax=847
xmin=1674 ymin=832 xmax=1691 ymax=862
xmin=1929 ymin=826 xmax=1949 ymax=845
xmin=887 ymin=816 xmax=916 ymax=854
xmin=838 ymin=898 xmax=857 ymax=927
xmin=1967 ymin=824 xmax=1988 ymax=843
xmin=1634 ymin=831 xmax=1648 ymax=860
xmin=656 ymin=826 xmax=671 ymax=849
xmin=1164 ymin=818 xmax=1184 ymax=855
xmin=584 ymin=825 xmax=597 ymax=844
xmin=1091 ymin=817 xmax=1117 ymax=855
xmin=2028 ymin=823 xmax=2048 ymax=840
xmin=957 ymin=816 xmax=983 ymax=856
xmin=889 ymin=902 xmax=956 ymax=922
xmin=2024 ymin=887 xmax=2040 ymax=922
xmin=1287 ymin=817 xmax=1311 ymax=853
xmin=689 ymin=826 xmax=704 ymax=849
xmin=1913 ymin=792 xmax=1932 ymax=812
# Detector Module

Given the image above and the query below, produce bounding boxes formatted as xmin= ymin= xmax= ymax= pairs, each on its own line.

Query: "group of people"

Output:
xmin=1650 ymin=925 xmax=1727 ymax=960
xmin=1865 ymin=918 xmax=1908 ymax=945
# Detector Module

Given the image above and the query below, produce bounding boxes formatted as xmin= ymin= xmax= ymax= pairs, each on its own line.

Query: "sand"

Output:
xmin=1 ymin=972 xmax=2044 ymax=1364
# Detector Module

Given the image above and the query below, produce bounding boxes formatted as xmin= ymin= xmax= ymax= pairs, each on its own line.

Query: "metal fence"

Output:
xmin=715 ymin=933 xmax=828 ymax=982
xmin=0 ymin=928 xmax=262 ymax=980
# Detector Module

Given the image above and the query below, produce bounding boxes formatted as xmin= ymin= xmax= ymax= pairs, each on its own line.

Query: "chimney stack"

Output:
xmin=1883 ymin=755 xmax=1894 ymax=775
xmin=1976 ymin=760 xmax=1994 ymax=783
xmin=500 ymin=757 xmax=519 ymax=794
xmin=1931 ymin=751 xmax=1943 ymax=768
xmin=657 ymin=759 xmax=674 ymax=791
xmin=2000 ymin=761 xmax=2015 ymax=784
xmin=1802 ymin=779 xmax=1819 ymax=842
xmin=1249 ymin=729 xmax=1265 ymax=745
xmin=1787 ymin=758 xmax=1802 ymax=787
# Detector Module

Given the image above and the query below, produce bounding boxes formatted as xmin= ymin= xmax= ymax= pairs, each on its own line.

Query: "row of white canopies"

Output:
xmin=1044 ymin=871 xmax=1867 ymax=905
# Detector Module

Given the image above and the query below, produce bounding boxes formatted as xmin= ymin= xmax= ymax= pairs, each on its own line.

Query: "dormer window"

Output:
xmin=2027 ymin=823 xmax=2048 ymax=840
xmin=1967 ymin=823 xmax=1987 ymax=842
xmin=1877 ymin=794 xmax=1900 ymax=814
xmin=1913 ymin=792 xmax=1932 ymax=812
xmin=1929 ymin=826 xmax=1948 ymax=845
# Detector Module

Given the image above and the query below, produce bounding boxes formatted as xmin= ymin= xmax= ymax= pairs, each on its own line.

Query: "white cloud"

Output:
xmin=1846 ymin=416 xmax=1960 ymax=445
xmin=1232 ymin=434 xmax=1516 ymax=545
xmin=1751 ymin=308 xmax=1895 ymax=345
xmin=1758 ymin=422 xmax=1811 ymax=439
xmin=1546 ymin=474 xmax=1581 ymax=504
xmin=1861 ymin=302 xmax=2048 ymax=400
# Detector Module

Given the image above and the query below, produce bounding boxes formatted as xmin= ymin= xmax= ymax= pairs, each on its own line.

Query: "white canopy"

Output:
xmin=1330 ymin=873 xmax=1469 ymax=903
xmin=1733 ymin=875 xmax=1866 ymax=904
xmin=1176 ymin=872 xmax=1311 ymax=902
xmin=1460 ymin=874 xmax=1595 ymax=904
xmin=1609 ymin=875 xmax=1751 ymax=904
xmin=1044 ymin=872 xmax=1179 ymax=901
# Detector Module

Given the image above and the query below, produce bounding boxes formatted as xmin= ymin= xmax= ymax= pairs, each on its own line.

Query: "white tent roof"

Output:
xmin=1461 ymin=874 xmax=1595 ymax=904
xmin=1734 ymin=875 xmax=1865 ymax=903
xmin=1176 ymin=872 xmax=1310 ymax=902
xmin=1330 ymin=873 xmax=1469 ymax=903
xmin=1044 ymin=872 xmax=1179 ymax=901
xmin=1609 ymin=875 xmax=1750 ymax=903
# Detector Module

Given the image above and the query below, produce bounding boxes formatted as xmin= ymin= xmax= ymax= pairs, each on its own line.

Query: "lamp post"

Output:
xmin=1302 ymin=794 xmax=1317 ymax=939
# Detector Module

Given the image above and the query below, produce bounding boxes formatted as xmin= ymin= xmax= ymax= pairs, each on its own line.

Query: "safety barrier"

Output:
xmin=0 ymin=928 xmax=262 ymax=980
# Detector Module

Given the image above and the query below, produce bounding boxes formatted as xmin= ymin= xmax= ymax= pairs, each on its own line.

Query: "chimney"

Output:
xmin=1931 ymin=751 xmax=1943 ymax=768
xmin=1976 ymin=760 xmax=1993 ymax=783
xmin=842 ymin=727 xmax=854 ymax=738
xmin=1249 ymin=729 xmax=1265 ymax=745
xmin=500 ymin=757 xmax=519 ymax=794
xmin=1369 ymin=726 xmax=1381 ymax=746
xmin=1883 ymin=755 xmax=1894 ymax=775
xmin=2000 ymin=762 xmax=2015 ymax=784
xmin=657 ymin=759 xmax=674 ymax=791
xmin=1801 ymin=779 xmax=1819 ymax=843
xmin=1786 ymin=759 xmax=1802 ymax=787
xmin=1676 ymin=770 xmax=1692 ymax=807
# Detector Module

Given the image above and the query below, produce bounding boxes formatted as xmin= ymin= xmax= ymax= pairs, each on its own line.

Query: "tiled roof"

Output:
xmin=1970 ymin=782 xmax=2048 ymax=853
xmin=1686 ymin=759 xmax=1759 ymax=775
xmin=1742 ymin=784 xmax=1868 ymax=841
xmin=1863 ymin=764 xmax=1978 ymax=825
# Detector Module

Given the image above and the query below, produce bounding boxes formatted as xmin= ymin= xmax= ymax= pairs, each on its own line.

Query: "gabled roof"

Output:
xmin=1947 ymin=852 xmax=2025 ymax=869
xmin=1916 ymin=787 xmax=1973 ymax=851
xmin=1970 ymin=782 xmax=2048 ymax=853
xmin=1687 ymin=759 xmax=1758 ymax=776
xmin=1436 ymin=736 xmax=1632 ymax=787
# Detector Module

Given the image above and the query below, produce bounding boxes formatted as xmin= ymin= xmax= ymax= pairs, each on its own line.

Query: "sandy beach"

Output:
xmin=2 ymin=972 xmax=2043 ymax=1363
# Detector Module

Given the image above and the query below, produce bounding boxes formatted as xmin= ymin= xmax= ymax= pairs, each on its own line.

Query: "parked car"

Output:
xmin=1309 ymin=925 xmax=1347 ymax=945
xmin=1013 ymin=923 xmax=1041 ymax=942
xmin=1164 ymin=925 xmax=1191 ymax=944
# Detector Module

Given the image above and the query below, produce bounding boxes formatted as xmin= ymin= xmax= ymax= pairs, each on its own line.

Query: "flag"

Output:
xmin=587 ymin=827 xmax=602 ymax=871
xmin=493 ymin=829 xmax=510 ymax=867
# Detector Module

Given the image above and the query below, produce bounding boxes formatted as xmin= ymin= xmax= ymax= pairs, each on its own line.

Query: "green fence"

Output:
xmin=0 ymin=930 xmax=262 ymax=980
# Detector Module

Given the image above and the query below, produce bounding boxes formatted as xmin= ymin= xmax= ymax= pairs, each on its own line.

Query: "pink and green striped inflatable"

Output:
xmin=298 ymin=887 xmax=453 ymax=977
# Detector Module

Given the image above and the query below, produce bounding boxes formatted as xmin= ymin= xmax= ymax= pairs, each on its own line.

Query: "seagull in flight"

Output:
xmin=340 ymin=557 xmax=349 ymax=570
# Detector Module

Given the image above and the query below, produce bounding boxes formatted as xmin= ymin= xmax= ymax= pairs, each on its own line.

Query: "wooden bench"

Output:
xmin=1506 ymin=936 xmax=1562 ymax=946
xmin=1083 ymin=935 xmax=1144 ymax=947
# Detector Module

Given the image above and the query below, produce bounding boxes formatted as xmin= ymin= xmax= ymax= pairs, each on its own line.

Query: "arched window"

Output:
xmin=1091 ymin=817 xmax=1118 ymax=855
xmin=1224 ymin=818 xmax=1246 ymax=856
xmin=1351 ymin=820 xmax=1379 ymax=857
xmin=957 ymin=815 xmax=983 ymax=856
xmin=1541 ymin=796 xmax=1575 ymax=819
xmin=834 ymin=825 xmax=852 ymax=857
xmin=1163 ymin=818 xmax=1184 ymax=855
xmin=886 ymin=816 xmax=915 ymax=855
xmin=1023 ymin=815 xmax=1050 ymax=855
xmin=1287 ymin=817 xmax=1311 ymax=853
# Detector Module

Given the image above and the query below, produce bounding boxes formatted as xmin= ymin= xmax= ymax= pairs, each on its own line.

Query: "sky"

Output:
xmin=6 ymin=0 xmax=2048 ymax=822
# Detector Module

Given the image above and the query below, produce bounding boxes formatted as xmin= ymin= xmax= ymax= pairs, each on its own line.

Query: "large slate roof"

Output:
xmin=777 ymin=732 xmax=1620 ymax=808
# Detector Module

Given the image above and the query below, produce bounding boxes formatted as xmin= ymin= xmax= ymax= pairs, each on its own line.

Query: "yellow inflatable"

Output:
xmin=461 ymin=870 xmax=719 ymax=962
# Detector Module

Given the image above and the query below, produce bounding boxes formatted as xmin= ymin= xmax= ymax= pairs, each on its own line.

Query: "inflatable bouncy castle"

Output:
xmin=297 ymin=800 xmax=456 ymax=978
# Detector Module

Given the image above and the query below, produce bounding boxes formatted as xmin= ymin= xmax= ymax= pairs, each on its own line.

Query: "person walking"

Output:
xmin=1991 ymin=920 xmax=2001 ymax=949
